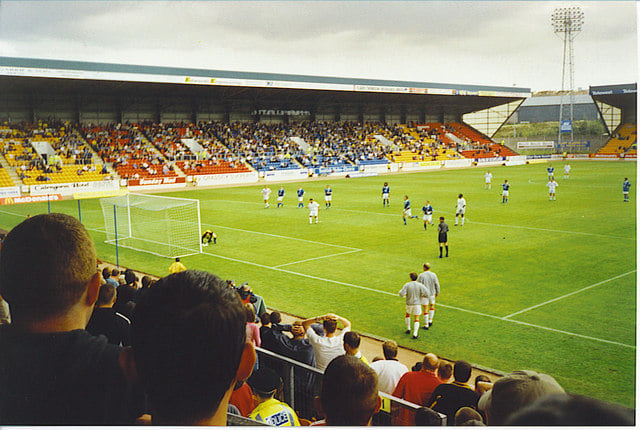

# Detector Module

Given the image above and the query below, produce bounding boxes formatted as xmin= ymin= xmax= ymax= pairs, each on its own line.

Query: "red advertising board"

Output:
xmin=127 ymin=177 xmax=186 ymax=186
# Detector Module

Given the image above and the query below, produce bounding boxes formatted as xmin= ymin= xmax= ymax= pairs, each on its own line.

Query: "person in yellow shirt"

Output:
xmin=247 ymin=367 xmax=300 ymax=426
xmin=168 ymin=257 xmax=186 ymax=274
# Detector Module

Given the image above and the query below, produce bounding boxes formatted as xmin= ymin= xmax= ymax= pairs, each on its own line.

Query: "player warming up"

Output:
xmin=564 ymin=164 xmax=571 ymax=179
xmin=382 ymin=182 xmax=390 ymax=207
xmin=297 ymin=186 xmax=305 ymax=208
xmin=276 ymin=186 xmax=285 ymax=208
xmin=403 ymin=195 xmax=418 ymax=225
xmin=422 ymin=201 xmax=434 ymax=231
xmin=454 ymin=194 xmax=466 ymax=226
xmin=623 ymin=177 xmax=631 ymax=202
xmin=201 ymin=229 xmax=217 ymax=246
xmin=547 ymin=177 xmax=558 ymax=201
xmin=417 ymin=263 xmax=440 ymax=330
xmin=438 ymin=216 xmax=449 ymax=258
xmin=308 ymin=198 xmax=320 ymax=224
xmin=398 ymin=272 xmax=429 ymax=339
xmin=502 ymin=180 xmax=510 ymax=203
xmin=324 ymin=185 xmax=333 ymax=208
xmin=484 ymin=171 xmax=493 ymax=190
xmin=261 ymin=186 xmax=272 ymax=208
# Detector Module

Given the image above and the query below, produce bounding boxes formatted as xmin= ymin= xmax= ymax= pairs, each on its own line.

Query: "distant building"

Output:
xmin=517 ymin=93 xmax=598 ymax=123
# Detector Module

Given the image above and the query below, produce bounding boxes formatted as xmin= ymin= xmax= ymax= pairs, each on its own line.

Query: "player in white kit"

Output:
xmin=454 ymin=194 xmax=466 ymax=226
xmin=308 ymin=198 xmax=320 ymax=224
xmin=484 ymin=171 xmax=493 ymax=190
xmin=261 ymin=186 xmax=272 ymax=208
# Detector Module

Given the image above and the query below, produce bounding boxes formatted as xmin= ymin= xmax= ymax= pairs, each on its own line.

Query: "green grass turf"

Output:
xmin=0 ymin=160 xmax=635 ymax=407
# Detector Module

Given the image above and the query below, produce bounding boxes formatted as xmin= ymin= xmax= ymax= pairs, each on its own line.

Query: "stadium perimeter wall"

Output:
xmin=0 ymin=155 xmax=634 ymax=202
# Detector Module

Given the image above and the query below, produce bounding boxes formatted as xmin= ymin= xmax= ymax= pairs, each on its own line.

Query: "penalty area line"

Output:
xmin=201 ymin=250 xmax=635 ymax=349
xmin=273 ymin=249 xmax=363 ymax=268
xmin=502 ymin=269 xmax=637 ymax=319
xmin=203 ymin=222 xmax=361 ymax=251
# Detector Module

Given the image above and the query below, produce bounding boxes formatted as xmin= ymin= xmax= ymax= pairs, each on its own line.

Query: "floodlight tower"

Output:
xmin=551 ymin=7 xmax=584 ymax=145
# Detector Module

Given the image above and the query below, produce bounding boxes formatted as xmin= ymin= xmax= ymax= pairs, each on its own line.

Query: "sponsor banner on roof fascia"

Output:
xmin=0 ymin=66 xmax=529 ymax=97
xmin=0 ymin=194 xmax=63 ymax=205
xmin=30 ymin=180 xmax=119 ymax=196
xmin=194 ymin=172 xmax=259 ymax=186
xmin=127 ymin=177 xmax=186 ymax=186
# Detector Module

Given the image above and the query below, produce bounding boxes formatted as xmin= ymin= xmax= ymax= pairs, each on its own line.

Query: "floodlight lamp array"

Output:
xmin=551 ymin=7 xmax=584 ymax=33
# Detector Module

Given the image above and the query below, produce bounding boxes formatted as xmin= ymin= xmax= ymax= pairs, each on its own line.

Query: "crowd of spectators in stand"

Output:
xmin=0 ymin=213 xmax=634 ymax=426
xmin=0 ymin=120 xmax=516 ymax=182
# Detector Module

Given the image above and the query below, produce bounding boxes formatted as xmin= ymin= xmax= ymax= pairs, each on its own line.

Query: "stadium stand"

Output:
xmin=596 ymin=123 xmax=637 ymax=155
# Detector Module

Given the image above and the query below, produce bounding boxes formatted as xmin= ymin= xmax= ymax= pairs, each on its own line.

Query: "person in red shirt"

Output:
xmin=392 ymin=353 xmax=443 ymax=425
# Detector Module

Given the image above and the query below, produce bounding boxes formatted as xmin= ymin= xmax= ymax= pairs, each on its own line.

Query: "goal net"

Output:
xmin=100 ymin=193 xmax=202 ymax=258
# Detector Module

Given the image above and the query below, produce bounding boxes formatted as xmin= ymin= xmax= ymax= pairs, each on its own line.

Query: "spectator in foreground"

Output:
xmin=370 ymin=340 xmax=408 ymax=394
xmin=505 ymin=392 xmax=634 ymax=426
xmin=247 ymin=367 xmax=300 ymax=426
xmin=477 ymin=369 xmax=565 ymax=425
xmin=0 ymin=293 xmax=10 ymax=324
xmin=317 ymin=355 xmax=381 ymax=426
xmin=428 ymin=360 xmax=480 ymax=423
xmin=131 ymin=270 xmax=256 ymax=425
xmin=474 ymin=374 xmax=492 ymax=397
xmin=0 ymin=213 xmax=141 ymax=424
xmin=86 ymin=283 xmax=131 ymax=346
xmin=301 ymin=312 xmax=351 ymax=371
xmin=454 ymin=407 xmax=485 ymax=426
xmin=343 ymin=331 xmax=369 ymax=365
xmin=438 ymin=361 xmax=453 ymax=383
xmin=392 ymin=353 xmax=442 ymax=425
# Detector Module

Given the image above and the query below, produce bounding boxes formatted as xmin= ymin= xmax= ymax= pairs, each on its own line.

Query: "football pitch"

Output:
xmin=0 ymin=160 xmax=635 ymax=407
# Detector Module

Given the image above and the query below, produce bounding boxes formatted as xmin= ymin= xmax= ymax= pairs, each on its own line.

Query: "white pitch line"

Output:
xmin=502 ymin=269 xmax=637 ymax=319
xmin=203 ymin=223 xmax=361 ymax=251
xmin=466 ymin=219 xmax=635 ymax=241
xmin=200 ymin=249 xmax=635 ymax=349
xmin=273 ymin=249 xmax=363 ymax=268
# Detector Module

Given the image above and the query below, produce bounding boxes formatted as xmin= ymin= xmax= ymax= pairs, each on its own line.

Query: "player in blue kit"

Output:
xmin=324 ymin=185 xmax=333 ymax=208
xmin=623 ymin=177 xmax=631 ymax=202
xmin=547 ymin=164 xmax=555 ymax=179
xmin=276 ymin=186 xmax=285 ymax=208
xmin=422 ymin=201 xmax=434 ymax=231
xmin=502 ymin=180 xmax=510 ymax=203
xmin=403 ymin=195 xmax=418 ymax=225
xmin=296 ymin=187 xmax=305 ymax=208
xmin=382 ymin=182 xmax=390 ymax=207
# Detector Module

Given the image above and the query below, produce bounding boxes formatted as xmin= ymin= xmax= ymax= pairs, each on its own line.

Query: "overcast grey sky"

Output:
xmin=0 ymin=1 xmax=636 ymax=92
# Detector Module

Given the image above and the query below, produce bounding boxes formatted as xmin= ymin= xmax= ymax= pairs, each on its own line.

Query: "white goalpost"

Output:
xmin=100 ymin=193 xmax=203 ymax=258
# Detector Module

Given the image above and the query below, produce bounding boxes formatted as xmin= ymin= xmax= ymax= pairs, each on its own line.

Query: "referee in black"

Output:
xmin=438 ymin=216 xmax=449 ymax=258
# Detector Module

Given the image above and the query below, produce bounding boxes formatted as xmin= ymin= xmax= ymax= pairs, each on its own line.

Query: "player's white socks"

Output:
xmin=309 ymin=217 xmax=312 ymax=224
xmin=423 ymin=313 xmax=429 ymax=326
xmin=413 ymin=321 xmax=420 ymax=337
xmin=429 ymin=309 xmax=434 ymax=323
xmin=405 ymin=317 xmax=411 ymax=331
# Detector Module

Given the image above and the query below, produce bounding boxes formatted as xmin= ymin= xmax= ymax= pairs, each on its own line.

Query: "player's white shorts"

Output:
xmin=502 ymin=190 xmax=509 ymax=197
xmin=277 ymin=196 xmax=284 ymax=202
xmin=485 ymin=179 xmax=491 ymax=184
xmin=423 ymin=214 xmax=432 ymax=223
xmin=403 ymin=208 xmax=412 ymax=217
xmin=262 ymin=195 xmax=270 ymax=201
xmin=405 ymin=304 xmax=422 ymax=316
xmin=325 ymin=195 xmax=332 ymax=202
xmin=421 ymin=295 xmax=436 ymax=306
xmin=382 ymin=193 xmax=389 ymax=199
xmin=298 ymin=196 xmax=304 ymax=202
xmin=456 ymin=208 xmax=465 ymax=215
xmin=309 ymin=210 xmax=318 ymax=217
xmin=548 ymin=188 xmax=557 ymax=194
